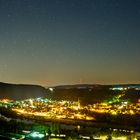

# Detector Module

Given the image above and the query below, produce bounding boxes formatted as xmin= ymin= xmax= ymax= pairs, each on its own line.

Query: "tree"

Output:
xmin=106 ymin=135 xmax=112 ymax=140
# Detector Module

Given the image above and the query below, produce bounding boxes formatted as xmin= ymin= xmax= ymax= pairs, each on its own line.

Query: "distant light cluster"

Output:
xmin=1 ymin=96 xmax=140 ymax=121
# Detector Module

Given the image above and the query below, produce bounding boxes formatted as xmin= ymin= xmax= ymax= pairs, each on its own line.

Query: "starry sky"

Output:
xmin=0 ymin=0 xmax=140 ymax=86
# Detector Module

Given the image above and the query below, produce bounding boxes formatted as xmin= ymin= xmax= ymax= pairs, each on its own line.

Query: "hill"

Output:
xmin=47 ymin=84 xmax=140 ymax=104
xmin=0 ymin=82 xmax=47 ymax=100
xmin=0 ymin=82 xmax=140 ymax=103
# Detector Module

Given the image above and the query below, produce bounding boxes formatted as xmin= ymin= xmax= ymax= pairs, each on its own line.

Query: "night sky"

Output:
xmin=0 ymin=0 xmax=140 ymax=86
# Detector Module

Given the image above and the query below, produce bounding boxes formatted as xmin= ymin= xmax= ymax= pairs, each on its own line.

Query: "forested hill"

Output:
xmin=47 ymin=84 xmax=140 ymax=104
xmin=0 ymin=82 xmax=47 ymax=100
xmin=0 ymin=82 xmax=140 ymax=103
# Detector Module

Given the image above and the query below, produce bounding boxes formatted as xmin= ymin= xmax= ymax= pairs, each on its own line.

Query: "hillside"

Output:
xmin=0 ymin=82 xmax=47 ymax=100
xmin=47 ymin=84 xmax=140 ymax=104
xmin=0 ymin=82 xmax=140 ymax=103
